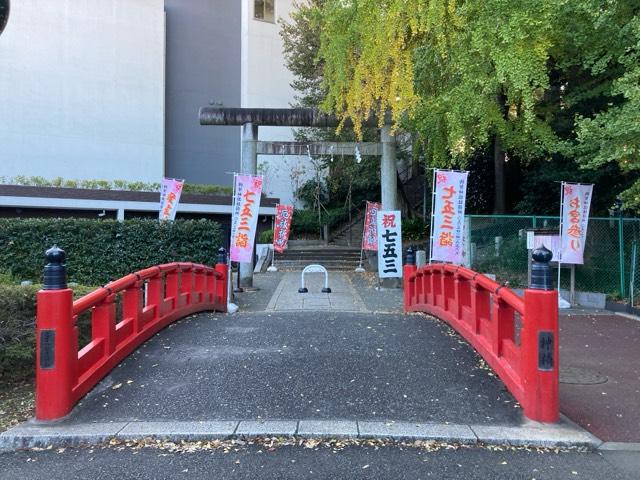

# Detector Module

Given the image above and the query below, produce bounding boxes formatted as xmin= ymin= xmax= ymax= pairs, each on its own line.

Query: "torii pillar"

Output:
xmin=240 ymin=122 xmax=258 ymax=288
xmin=380 ymin=124 xmax=398 ymax=211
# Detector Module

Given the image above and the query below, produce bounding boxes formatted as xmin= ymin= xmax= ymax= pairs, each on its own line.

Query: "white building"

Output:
xmin=0 ymin=0 xmax=166 ymax=183
xmin=0 ymin=0 xmax=314 ymax=206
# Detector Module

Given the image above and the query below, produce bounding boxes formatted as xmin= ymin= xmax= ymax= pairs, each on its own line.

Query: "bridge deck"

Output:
xmin=64 ymin=309 xmax=523 ymax=426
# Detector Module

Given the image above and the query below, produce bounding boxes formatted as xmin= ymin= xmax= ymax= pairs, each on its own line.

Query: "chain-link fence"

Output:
xmin=461 ymin=215 xmax=640 ymax=302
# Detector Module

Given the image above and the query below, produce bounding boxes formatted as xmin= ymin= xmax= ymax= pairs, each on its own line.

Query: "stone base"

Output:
xmin=381 ymin=278 xmax=402 ymax=289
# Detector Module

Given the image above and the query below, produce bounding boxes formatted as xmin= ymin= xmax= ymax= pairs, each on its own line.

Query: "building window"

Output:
xmin=254 ymin=0 xmax=275 ymax=23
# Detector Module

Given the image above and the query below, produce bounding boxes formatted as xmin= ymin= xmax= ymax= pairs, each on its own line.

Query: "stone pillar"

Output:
xmin=380 ymin=124 xmax=400 ymax=288
xmin=380 ymin=124 xmax=398 ymax=210
xmin=240 ymin=122 xmax=258 ymax=288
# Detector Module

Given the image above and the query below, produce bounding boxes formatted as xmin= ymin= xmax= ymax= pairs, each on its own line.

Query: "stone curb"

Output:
xmin=598 ymin=442 xmax=640 ymax=452
xmin=0 ymin=418 xmax=601 ymax=452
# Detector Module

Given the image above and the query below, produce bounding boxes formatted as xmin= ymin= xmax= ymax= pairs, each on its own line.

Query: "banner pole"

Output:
xmin=428 ymin=168 xmax=437 ymax=264
xmin=355 ymin=202 xmax=367 ymax=273
xmin=557 ymin=181 xmax=564 ymax=298
xmin=227 ymin=174 xmax=239 ymax=312
xmin=267 ymin=205 xmax=278 ymax=272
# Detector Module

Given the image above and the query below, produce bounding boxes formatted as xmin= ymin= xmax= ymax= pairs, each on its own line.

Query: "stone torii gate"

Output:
xmin=199 ymin=107 xmax=398 ymax=288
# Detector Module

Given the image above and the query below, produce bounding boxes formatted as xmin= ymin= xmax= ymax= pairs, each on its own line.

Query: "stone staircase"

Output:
xmin=329 ymin=211 xmax=365 ymax=247
xmin=274 ymin=246 xmax=362 ymax=271
xmin=397 ymin=163 xmax=427 ymax=215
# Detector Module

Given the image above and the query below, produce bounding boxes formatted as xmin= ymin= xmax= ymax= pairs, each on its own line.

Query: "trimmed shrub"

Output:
xmin=403 ymin=217 xmax=429 ymax=241
xmin=1 ymin=176 xmax=233 ymax=196
xmin=290 ymin=207 xmax=349 ymax=236
xmin=258 ymin=229 xmax=274 ymax=244
xmin=0 ymin=283 xmax=97 ymax=381
xmin=0 ymin=219 xmax=223 ymax=286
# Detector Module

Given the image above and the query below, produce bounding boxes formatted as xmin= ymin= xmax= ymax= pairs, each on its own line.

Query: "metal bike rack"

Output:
xmin=299 ymin=264 xmax=331 ymax=293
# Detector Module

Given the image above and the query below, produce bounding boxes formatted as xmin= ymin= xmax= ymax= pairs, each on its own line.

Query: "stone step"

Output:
xmin=274 ymin=260 xmax=363 ymax=271
xmin=276 ymin=253 xmax=361 ymax=260
xmin=278 ymin=250 xmax=360 ymax=256
xmin=276 ymin=266 xmax=363 ymax=272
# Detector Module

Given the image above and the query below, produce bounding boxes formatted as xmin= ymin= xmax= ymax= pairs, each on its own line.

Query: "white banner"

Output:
xmin=159 ymin=178 xmax=184 ymax=221
xmin=377 ymin=210 xmax=402 ymax=278
xmin=560 ymin=183 xmax=593 ymax=265
xmin=431 ymin=170 xmax=468 ymax=264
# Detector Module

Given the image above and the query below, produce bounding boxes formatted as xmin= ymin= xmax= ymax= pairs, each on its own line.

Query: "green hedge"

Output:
xmin=0 ymin=219 xmax=223 ymax=286
xmin=1 ymin=176 xmax=233 ymax=196
xmin=0 ymin=284 xmax=98 ymax=381
xmin=403 ymin=217 xmax=429 ymax=241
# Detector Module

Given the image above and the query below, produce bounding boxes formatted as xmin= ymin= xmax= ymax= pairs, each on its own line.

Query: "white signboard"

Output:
xmin=431 ymin=170 xmax=468 ymax=264
xmin=560 ymin=183 xmax=593 ymax=265
xmin=376 ymin=210 xmax=402 ymax=278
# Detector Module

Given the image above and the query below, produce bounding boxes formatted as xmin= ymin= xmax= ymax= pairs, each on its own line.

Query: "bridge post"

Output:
xmin=403 ymin=247 xmax=417 ymax=311
xmin=36 ymin=246 xmax=76 ymax=421
xmin=522 ymin=246 xmax=559 ymax=422
xmin=215 ymin=247 xmax=228 ymax=308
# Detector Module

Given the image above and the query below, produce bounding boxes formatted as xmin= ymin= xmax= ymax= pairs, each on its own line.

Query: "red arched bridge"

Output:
xmin=34 ymin=246 xmax=558 ymax=423
xmin=35 ymin=246 xmax=228 ymax=421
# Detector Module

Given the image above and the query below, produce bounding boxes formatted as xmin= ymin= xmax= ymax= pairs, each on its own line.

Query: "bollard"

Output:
xmin=521 ymin=245 xmax=559 ymax=422
xmin=36 ymin=246 xmax=76 ymax=421
xmin=403 ymin=247 xmax=417 ymax=311
xmin=215 ymin=247 xmax=228 ymax=309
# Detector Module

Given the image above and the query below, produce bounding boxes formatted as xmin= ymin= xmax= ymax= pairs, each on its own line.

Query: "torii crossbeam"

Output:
xmin=199 ymin=107 xmax=398 ymax=288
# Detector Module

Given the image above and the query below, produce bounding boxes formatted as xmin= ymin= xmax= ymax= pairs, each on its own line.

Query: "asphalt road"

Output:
xmin=0 ymin=443 xmax=636 ymax=480
xmin=66 ymin=311 xmax=522 ymax=425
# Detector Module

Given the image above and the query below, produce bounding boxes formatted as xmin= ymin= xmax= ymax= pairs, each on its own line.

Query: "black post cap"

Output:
xmin=43 ymin=245 xmax=67 ymax=290
xmin=217 ymin=247 xmax=227 ymax=265
xmin=406 ymin=246 xmax=415 ymax=266
xmin=530 ymin=245 xmax=553 ymax=291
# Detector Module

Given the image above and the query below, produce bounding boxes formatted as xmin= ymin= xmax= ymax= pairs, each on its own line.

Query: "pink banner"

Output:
xmin=159 ymin=178 xmax=184 ymax=221
xmin=431 ymin=170 xmax=468 ymax=264
xmin=560 ymin=183 xmax=593 ymax=265
xmin=362 ymin=201 xmax=382 ymax=251
xmin=273 ymin=204 xmax=294 ymax=253
xmin=230 ymin=175 xmax=263 ymax=263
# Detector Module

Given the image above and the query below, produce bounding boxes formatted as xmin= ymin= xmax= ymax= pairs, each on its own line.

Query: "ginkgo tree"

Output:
xmin=318 ymin=0 xmax=565 ymax=213
xmin=283 ymin=0 xmax=639 ymax=214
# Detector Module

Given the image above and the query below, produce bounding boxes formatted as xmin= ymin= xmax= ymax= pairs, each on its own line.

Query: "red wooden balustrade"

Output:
xmin=36 ymin=261 xmax=227 ymax=421
xmin=403 ymin=262 xmax=559 ymax=423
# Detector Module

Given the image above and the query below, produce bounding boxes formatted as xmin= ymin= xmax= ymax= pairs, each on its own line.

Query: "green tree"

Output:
xmin=318 ymin=0 xmax=564 ymax=213
xmin=559 ymin=2 xmax=640 ymax=211
xmin=317 ymin=0 xmax=640 ymax=214
xmin=280 ymin=0 xmax=383 ymax=224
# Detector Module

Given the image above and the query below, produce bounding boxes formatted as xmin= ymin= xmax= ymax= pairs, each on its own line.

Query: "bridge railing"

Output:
xmin=35 ymin=246 xmax=228 ymax=421
xmin=403 ymin=247 xmax=559 ymax=423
